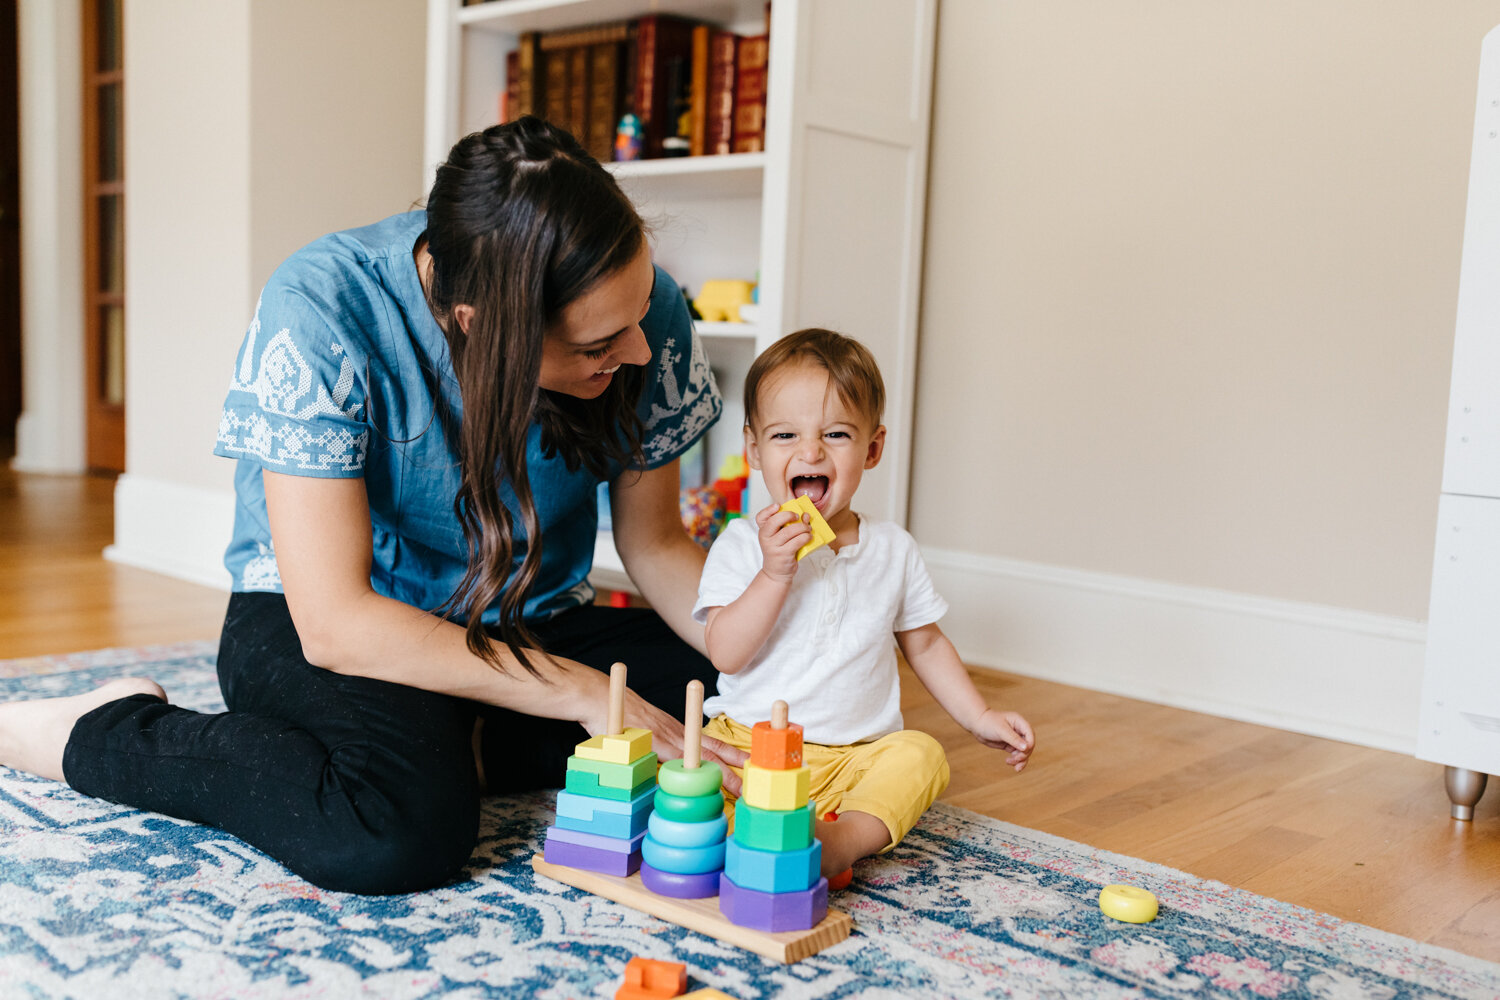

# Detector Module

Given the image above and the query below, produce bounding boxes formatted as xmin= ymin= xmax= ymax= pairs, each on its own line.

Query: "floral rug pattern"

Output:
xmin=1 ymin=643 xmax=1498 ymax=999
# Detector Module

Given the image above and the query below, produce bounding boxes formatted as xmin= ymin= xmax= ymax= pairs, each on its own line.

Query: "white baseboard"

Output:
xmin=104 ymin=474 xmax=235 ymax=591
xmin=923 ymin=546 xmax=1427 ymax=754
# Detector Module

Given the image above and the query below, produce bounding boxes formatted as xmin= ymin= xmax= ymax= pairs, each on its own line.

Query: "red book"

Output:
xmin=502 ymin=49 xmax=519 ymax=122
xmin=706 ymin=31 xmax=739 ymax=155
xmin=732 ymin=34 xmax=768 ymax=154
xmin=634 ymin=14 xmax=699 ymax=158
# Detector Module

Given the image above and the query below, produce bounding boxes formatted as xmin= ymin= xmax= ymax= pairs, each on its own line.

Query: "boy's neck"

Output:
xmin=826 ymin=506 xmax=860 ymax=551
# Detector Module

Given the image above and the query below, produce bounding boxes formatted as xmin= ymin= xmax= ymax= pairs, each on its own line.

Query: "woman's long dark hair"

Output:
xmin=424 ymin=117 xmax=648 ymax=677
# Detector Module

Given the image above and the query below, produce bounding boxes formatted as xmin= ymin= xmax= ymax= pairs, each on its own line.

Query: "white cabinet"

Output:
xmin=1417 ymin=24 xmax=1500 ymax=819
xmin=423 ymin=0 xmax=937 ymax=591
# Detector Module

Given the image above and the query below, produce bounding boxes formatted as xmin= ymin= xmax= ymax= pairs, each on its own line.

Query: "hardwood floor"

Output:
xmin=2 ymin=462 xmax=1497 ymax=964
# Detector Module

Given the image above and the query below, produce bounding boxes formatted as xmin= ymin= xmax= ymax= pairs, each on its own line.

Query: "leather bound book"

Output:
xmin=732 ymin=34 xmax=769 ymax=154
xmin=634 ymin=14 xmax=699 ymax=158
xmin=706 ymin=30 xmax=739 ymax=156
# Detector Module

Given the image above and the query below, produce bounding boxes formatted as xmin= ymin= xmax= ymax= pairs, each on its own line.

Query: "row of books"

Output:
xmin=501 ymin=15 xmax=770 ymax=162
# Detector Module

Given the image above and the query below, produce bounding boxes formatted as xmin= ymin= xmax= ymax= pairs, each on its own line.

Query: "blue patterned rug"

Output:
xmin=2 ymin=644 xmax=1498 ymax=999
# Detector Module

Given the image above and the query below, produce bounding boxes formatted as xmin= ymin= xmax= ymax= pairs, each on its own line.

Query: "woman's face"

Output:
xmin=539 ymin=246 xmax=655 ymax=399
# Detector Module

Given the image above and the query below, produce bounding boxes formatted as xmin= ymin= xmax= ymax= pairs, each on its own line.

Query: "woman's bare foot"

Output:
xmin=0 ymin=677 xmax=166 ymax=782
xmin=815 ymin=809 xmax=890 ymax=877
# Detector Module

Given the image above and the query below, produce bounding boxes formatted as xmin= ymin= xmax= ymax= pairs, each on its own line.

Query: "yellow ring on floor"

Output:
xmin=1099 ymin=884 xmax=1158 ymax=923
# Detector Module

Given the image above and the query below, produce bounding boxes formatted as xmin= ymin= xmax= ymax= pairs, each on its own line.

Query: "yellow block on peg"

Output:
xmin=576 ymin=727 xmax=653 ymax=765
xmin=743 ymin=761 xmax=811 ymax=812
xmin=778 ymin=495 xmax=835 ymax=560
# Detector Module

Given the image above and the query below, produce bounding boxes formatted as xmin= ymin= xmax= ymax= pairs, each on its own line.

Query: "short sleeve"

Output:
xmin=893 ymin=530 xmax=950 ymax=632
xmin=693 ymin=518 xmax=762 ymax=623
xmin=214 ymin=288 xmax=370 ymax=477
xmin=635 ymin=266 xmax=723 ymax=470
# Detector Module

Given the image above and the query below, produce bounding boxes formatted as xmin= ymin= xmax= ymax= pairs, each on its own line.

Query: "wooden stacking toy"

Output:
xmin=719 ymin=701 xmax=829 ymax=931
xmin=641 ymin=680 xmax=728 ymax=898
xmin=778 ymin=495 xmax=836 ymax=560
xmin=544 ymin=663 xmax=657 ymax=876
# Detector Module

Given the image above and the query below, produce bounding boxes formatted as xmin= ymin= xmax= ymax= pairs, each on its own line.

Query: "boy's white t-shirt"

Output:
xmin=692 ymin=515 xmax=949 ymax=746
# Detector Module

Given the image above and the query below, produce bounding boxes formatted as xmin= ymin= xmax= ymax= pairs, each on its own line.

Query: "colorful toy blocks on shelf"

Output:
xmin=640 ymin=680 xmax=728 ymax=899
xmin=719 ymin=701 xmax=828 ymax=932
xmin=544 ymin=663 xmax=656 ymax=877
xmin=615 ymin=956 xmax=687 ymax=1000
xmin=778 ymin=495 xmax=835 ymax=560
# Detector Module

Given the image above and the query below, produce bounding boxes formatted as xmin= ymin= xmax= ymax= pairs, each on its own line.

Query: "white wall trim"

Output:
xmin=103 ymin=474 xmax=234 ymax=591
xmin=13 ymin=0 xmax=86 ymax=474
xmin=925 ymin=546 xmax=1427 ymax=754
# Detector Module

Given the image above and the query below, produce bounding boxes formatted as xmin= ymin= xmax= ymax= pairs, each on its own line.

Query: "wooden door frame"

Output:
xmin=81 ymin=0 xmax=123 ymax=473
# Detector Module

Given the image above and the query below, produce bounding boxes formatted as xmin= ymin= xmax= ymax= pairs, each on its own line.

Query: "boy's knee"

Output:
xmin=886 ymin=730 xmax=950 ymax=791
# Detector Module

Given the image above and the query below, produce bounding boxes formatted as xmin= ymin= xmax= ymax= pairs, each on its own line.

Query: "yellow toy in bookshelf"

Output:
xmin=778 ymin=495 xmax=835 ymax=561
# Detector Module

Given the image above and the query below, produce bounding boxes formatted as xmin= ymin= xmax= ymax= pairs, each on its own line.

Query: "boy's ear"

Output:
xmin=744 ymin=425 xmax=762 ymax=470
xmin=864 ymin=425 xmax=887 ymax=470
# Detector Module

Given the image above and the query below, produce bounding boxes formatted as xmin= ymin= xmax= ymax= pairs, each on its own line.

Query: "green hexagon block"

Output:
xmin=733 ymin=799 xmax=815 ymax=852
xmin=566 ymin=751 xmax=658 ymax=790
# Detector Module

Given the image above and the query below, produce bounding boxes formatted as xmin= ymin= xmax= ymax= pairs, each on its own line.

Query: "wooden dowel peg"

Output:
xmin=608 ymin=662 xmax=626 ymax=736
xmin=684 ymin=680 xmax=704 ymax=769
xmin=772 ymin=700 xmax=788 ymax=730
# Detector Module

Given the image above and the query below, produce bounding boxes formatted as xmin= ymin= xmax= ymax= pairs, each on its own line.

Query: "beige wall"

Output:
xmin=124 ymin=0 xmax=426 ymax=493
xmin=916 ymin=2 xmax=1500 ymax=621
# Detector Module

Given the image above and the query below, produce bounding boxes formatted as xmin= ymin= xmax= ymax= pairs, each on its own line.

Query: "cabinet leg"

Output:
xmin=1444 ymin=766 xmax=1489 ymax=821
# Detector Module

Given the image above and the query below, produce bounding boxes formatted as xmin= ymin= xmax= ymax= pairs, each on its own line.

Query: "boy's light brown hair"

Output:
xmin=744 ymin=328 xmax=886 ymax=433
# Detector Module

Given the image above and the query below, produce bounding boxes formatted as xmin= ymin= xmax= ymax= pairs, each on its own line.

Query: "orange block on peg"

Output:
xmin=751 ymin=719 xmax=804 ymax=770
xmin=616 ymin=956 xmax=688 ymax=999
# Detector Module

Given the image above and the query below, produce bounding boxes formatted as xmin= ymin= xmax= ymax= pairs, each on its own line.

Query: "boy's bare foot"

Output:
xmin=0 ymin=677 xmax=166 ymax=782
xmin=815 ymin=809 xmax=890 ymax=877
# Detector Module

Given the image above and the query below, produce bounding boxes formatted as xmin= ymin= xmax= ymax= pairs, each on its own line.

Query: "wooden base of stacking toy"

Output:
xmin=531 ymin=854 xmax=852 ymax=964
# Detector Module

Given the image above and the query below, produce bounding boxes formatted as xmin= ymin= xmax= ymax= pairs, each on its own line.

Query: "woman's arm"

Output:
xmin=608 ymin=460 xmax=712 ymax=653
xmin=263 ymin=471 xmax=677 ymax=748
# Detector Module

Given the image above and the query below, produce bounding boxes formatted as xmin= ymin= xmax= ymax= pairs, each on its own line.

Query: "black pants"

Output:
xmin=61 ymin=592 xmax=715 ymax=895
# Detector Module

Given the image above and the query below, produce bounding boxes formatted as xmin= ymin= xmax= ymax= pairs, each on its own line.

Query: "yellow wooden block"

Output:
xmin=683 ymin=990 xmax=740 ymax=1000
xmin=575 ymin=727 xmax=653 ymax=765
xmin=742 ymin=762 xmax=811 ymax=812
xmin=778 ymin=495 xmax=835 ymax=560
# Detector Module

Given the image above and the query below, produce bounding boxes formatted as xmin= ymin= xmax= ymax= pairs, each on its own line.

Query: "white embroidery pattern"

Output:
xmin=643 ymin=333 xmax=721 ymax=464
xmin=216 ymin=301 xmax=368 ymax=473
xmin=240 ymin=542 xmax=282 ymax=591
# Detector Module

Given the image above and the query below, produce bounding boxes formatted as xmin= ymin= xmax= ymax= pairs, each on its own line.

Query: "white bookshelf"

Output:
xmin=425 ymin=0 xmax=937 ymax=594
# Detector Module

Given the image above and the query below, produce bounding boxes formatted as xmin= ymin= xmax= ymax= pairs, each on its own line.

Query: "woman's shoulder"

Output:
xmin=257 ymin=212 xmax=428 ymax=350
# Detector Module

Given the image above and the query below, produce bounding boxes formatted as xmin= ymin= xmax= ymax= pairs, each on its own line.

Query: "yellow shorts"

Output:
xmin=704 ymin=714 xmax=950 ymax=852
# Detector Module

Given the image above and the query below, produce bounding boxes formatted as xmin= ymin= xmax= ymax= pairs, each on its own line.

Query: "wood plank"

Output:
xmin=530 ymin=855 xmax=851 ymax=964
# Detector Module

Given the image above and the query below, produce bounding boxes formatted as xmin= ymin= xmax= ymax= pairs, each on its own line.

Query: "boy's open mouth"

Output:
xmin=790 ymin=475 xmax=828 ymax=505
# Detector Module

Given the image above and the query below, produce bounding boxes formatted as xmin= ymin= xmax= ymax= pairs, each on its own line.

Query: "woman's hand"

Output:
xmin=579 ymin=680 xmax=747 ymax=796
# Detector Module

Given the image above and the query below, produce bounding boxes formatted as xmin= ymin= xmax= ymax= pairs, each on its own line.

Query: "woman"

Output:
xmin=0 ymin=117 xmax=745 ymax=895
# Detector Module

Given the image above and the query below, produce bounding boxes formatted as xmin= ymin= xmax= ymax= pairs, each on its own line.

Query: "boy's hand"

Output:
xmin=753 ymin=503 xmax=811 ymax=584
xmin=972 ymin=708 xmax=1035 ymax=771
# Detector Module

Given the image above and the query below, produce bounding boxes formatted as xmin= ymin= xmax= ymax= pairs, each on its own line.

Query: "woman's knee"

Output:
xmin=292 ymin=802 xmax=481 ymax=895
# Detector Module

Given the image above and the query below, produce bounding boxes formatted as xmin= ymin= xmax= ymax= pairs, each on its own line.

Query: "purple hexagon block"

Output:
xmin=718 ymin=872 xmax=829 ymax=931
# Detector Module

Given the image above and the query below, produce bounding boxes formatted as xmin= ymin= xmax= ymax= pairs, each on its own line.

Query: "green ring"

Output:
xmin=653 ymin=787 xmax=725 ymax=823
xmin=658 ymin=758 xmax=724 ymax=797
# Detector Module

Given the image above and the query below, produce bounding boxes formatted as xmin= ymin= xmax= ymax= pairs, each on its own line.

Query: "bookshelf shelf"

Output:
xmin=459 ymin=0 xmax=751 ymax=36
xmin=608 ymin=152 xmax=766 ymax=199
xmin=428 ymin=0 xmax=937 ymax=595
